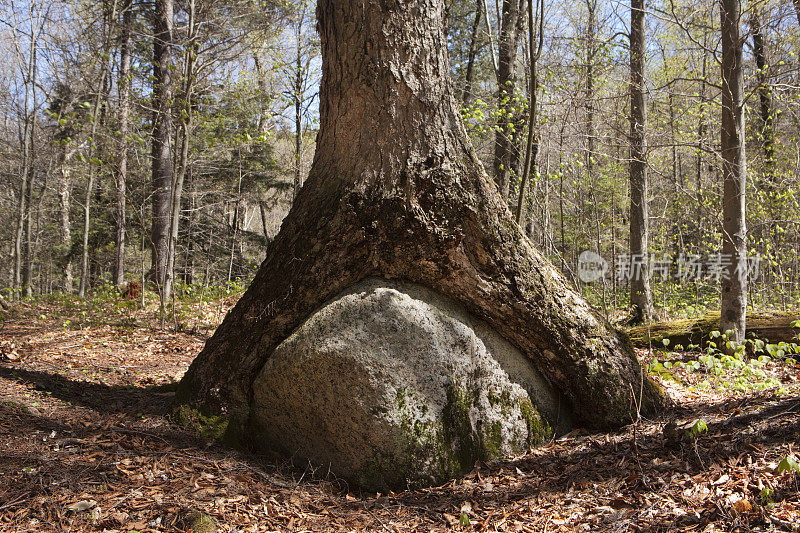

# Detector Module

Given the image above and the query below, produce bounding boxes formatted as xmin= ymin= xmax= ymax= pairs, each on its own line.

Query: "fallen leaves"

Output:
xmin=0 ymin=304 xmax=799 ymax=531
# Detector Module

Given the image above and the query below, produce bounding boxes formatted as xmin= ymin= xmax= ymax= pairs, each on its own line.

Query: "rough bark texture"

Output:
xmin=114 ymin=0 xmax=132 ymax=287
xmin=629 ymin=0 xmax=653 ymax=321
xmin=720 ymin=0 xmax=747 ymax=341
xmin=58 ymin=145 xmax=75 ymax=292
xmin=750 ymin=5 xmax=774 ymax=182
xmin=151 ymin=0 xmax=174 ymax=291
xmin=492 ymin=0 xmax=526 ymax=200
xmin=176 ymin=0 xmax=662 ymax=447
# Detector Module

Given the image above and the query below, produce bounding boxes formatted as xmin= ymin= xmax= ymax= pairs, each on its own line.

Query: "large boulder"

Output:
xmin=251 ymin=278 xmax=572 ymax=489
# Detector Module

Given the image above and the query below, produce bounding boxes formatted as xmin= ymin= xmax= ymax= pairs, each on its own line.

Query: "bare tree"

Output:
xmin=493 ymin=0 xmax=527 ymax=201
xmin=114 ymin=0 xmax=133 ymax=287
xmin=720 ymin=0 xmax=747 ymax=341
xmin=629 ymin=0 xmax=653 ymax=322
xmin=151 ymin=0 xmax=175 ymax=294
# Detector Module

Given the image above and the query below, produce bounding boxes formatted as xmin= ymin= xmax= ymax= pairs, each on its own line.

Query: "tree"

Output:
xmin=151 ymin=0 xmax=174 ymax=295
xmin=114 ymin=0 xmax=133 ymax=287
xmin=793 ymin=0 xmax=800 ymax=27
xmin=176 ymin=0 xmax=662 ymax=447
xmin=719 ymin=0 xmax=747 ymax=341
xmin=628 ymin=0 xmax=653 ymax=322
xmin=79 ymin=0 xmax=117 ymax=298
xmin=515 ymin=0 xmax=544 ymax=226
xmin=750 ymin=2 xmax=773 ymax=182
xmin=461 ymin=0 xmax=483 ymax=104
xmin=493 ymin=0 xmax=527 ymax=200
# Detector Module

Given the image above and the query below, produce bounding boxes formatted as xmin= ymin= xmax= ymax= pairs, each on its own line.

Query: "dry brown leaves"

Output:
xmin=0 ymin=300 xmax=798 ymax=532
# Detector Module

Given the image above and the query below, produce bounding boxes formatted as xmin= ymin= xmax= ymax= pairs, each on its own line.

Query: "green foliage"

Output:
xmin=686 ymin=419 xmax=708 ymax=439
xmin=777 ymin=455 xmax=800 ymax=475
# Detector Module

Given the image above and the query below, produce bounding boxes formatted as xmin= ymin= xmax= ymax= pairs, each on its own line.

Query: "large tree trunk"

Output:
xmin=176 ymin=0 xmax=662 ymax=444
xmin=151 ymin=0 xmax=174 ymax=293
xmin=629 ymin=0 xmax=653 ymax=322
xmin=720 ymin=0 xmax=747 ymax=341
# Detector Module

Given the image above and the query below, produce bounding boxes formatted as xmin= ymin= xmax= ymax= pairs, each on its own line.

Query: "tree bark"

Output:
xmin=493 ymin=0 xmax=526 ymax=201
xmin=79 ymin=1 xmax=116 ymax=298
xmin=292 ymin=7 xmax=305 ymax=199
xmin=720 ymin=0 xmax=747 ymax=341
xmin=164 ymin=0 xmax=196 ymax=303
xmin=629 ymin=0 xmax=653 ymax=322
xmin=750 ymin=4 xmax=774 ymax=183
xmin=176 ymin=0 xmax=663 ymax=443
xmin=14 ymin=12 xmax=38 ymax=299
xmin=461 ymin=0 xmax=482 ymax=104
xmin=793 ymin=0 xmax=800 ymax=27
xmin=115 ymin=0 xmax=133 ymax=287
xmin=58 ymin=145 xmax=75 ymax=292
xmin=515 ymin=0 xmax=543 ymax=225
xmin=151 ymin=0 xmax=174 ymax=293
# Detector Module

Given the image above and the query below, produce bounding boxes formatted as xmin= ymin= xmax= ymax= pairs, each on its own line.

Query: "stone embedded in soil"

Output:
xmin=251 ymin=278 xmax=572 ymax=489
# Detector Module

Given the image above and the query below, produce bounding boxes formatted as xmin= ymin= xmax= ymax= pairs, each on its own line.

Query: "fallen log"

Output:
xmin=626 ymin=311 xmax=800 ymax=350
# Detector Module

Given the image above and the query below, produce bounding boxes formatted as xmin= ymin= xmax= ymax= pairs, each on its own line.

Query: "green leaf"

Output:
xmin=777 ymin=456 xmax=800 ymax=474
xmin=459 ymin=513 xmax=470 ymax=527
xmin=686 ymin=419 xmax=708 ymax=438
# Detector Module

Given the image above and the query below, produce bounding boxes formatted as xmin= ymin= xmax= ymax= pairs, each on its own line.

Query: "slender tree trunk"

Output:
xmin=115 ymin=0 xmax=133 ymax=286
xmin=793 ymin=0 xmax=800 ymax=27
xmin=585 ymin=0 xmax=596 ymax=193
xmin=493 ymin=0 xmax=526 ymax=201
xmin=164 ymin=0 xmax=196 ymax=303
xmin=629 ymin=0 xmax=653 ymax=322
xmin=22 ymin=119 xmax=36 ymax=299
xmin=14 ymin=15 xmax=37 ymax=300
xmin=177 ymin=0 xmax=662 ymax=443
xmin=79 ymin=1 xmax=117 ymax=298
xmin=696 ymin=38 xmax=708 ymax=244
xmin=293 ymin=11 xmax=304 ymax=199
xmin=720 ymin=0 xmax=747 ymax=341
xmin=750 ymin=4 xmax=774 ymax=182
xmin=259 ymin=201 xmax=270 ymax=239
xmin=480 ymin=0 xmax=500 ymax=80
xmin=515 ymin=0 xmax=544 ymax=224
xmin=462 ymin=0 xmax=482 ymax=104
xmin=58 ymin=145 xmax=75 ymax=292
xmin=151 ymin=0 xmax=174 ymax=293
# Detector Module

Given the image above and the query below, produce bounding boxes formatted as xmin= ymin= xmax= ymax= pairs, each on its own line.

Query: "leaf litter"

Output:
xmin=0 ymin=299 xmax=798 ymax=531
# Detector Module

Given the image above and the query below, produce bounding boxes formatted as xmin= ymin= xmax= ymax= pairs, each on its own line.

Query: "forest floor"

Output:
xmin=0 ymin=295 xmax=799 ymax=532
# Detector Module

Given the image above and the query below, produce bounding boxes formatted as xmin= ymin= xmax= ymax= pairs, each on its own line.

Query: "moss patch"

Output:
xmin=626 ymin=311 xmax=800 ymax=349
xmin=171 ymin=404 xmax=230 ymax=442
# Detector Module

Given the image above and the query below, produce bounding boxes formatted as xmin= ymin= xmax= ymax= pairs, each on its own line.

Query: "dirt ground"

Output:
xmin=1 ymin=299 xmax=798 ymax=532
